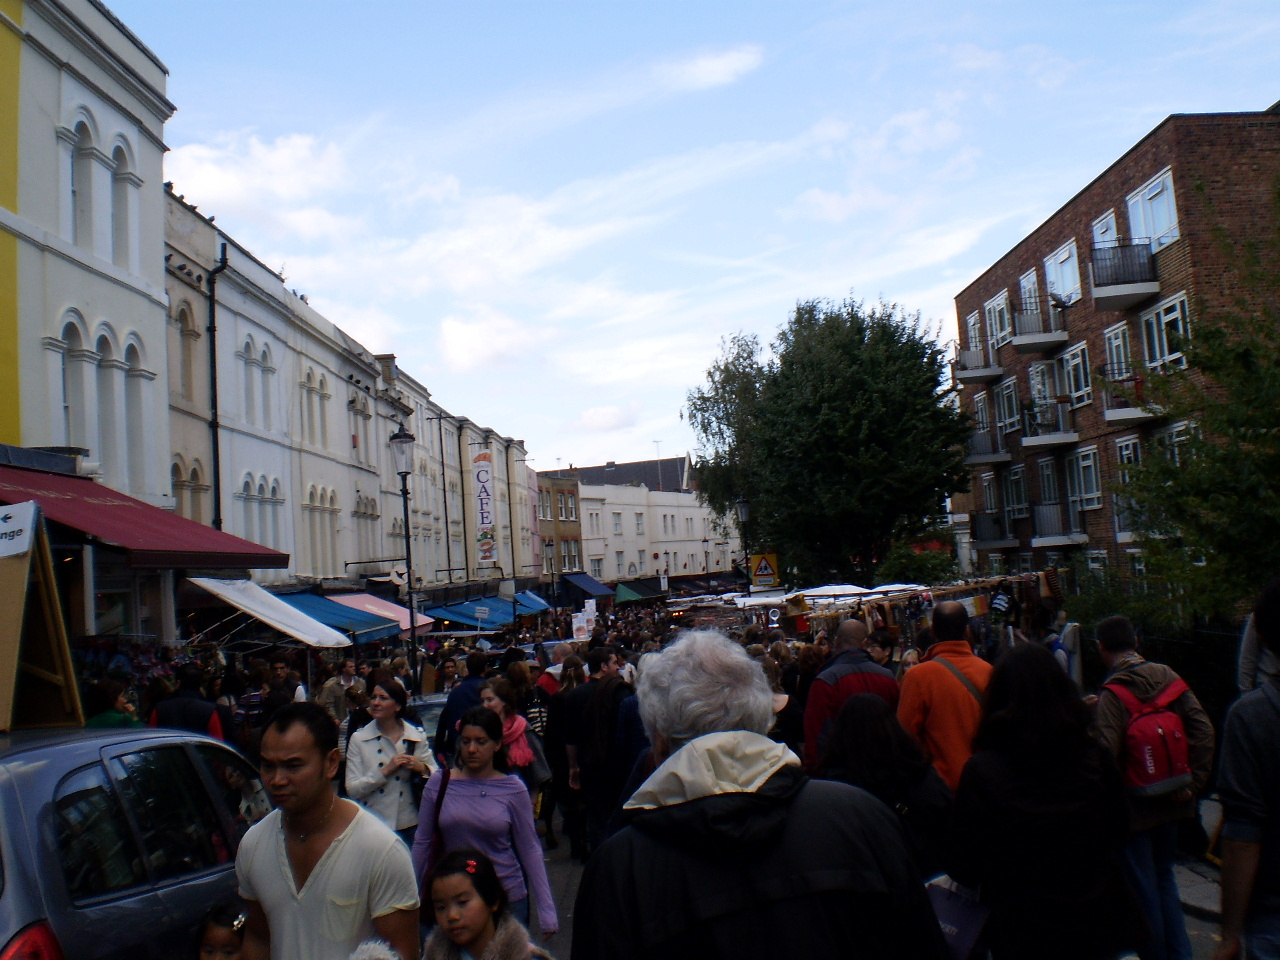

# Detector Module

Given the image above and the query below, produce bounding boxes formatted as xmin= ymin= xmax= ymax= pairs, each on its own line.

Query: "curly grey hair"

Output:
xmin=636 ymin=630 xmax=775 ymax=750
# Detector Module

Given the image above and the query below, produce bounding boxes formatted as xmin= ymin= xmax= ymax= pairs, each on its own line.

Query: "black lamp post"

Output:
xmin=735 ymin=498 xmax=750 ymax=596
xmin=389 ymin=423 xmax=418 ymax=679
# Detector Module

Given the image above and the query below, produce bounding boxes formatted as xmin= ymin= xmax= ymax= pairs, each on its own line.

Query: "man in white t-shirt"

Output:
xmin=237 ymin=702 xmax=420 ymax=960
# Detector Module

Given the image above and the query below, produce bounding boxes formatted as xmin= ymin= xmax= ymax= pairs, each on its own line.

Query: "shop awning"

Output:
xmin=515 ymin=590 xmax=550 ymax=613
xmin=275 ymin=592 xmax=401 ymax=644
xmin=328 ymin=593 xmax=434 ymax=638
xmin=616 ymin=577 xmax=665 ymax=603
xmin=187 ymin=578 xmax=351 ymax=648
xmin=422 ymin=599 xmax=514 ymax=630
xmin=0 ymin=464 xmax=288 ymax=569
xmin=561 ymin=572 xmax=615 ymax=598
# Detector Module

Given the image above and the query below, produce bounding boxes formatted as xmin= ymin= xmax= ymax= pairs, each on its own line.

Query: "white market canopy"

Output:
xmin=189 ymin=577 xmax=352 ymax=648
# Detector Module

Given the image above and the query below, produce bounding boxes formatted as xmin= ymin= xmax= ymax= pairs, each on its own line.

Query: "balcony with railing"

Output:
xmin=971 ymin=511 xmax=1018 ymax=549
xmin=1031 ymin=502 xmax=1088 ymax=548
xmin=953 ymin=343 xmax=1003 ymax=384
xmin=1099 ymin=363 xmax=1159 ymax=424
xmin=1090 ymin=240 xmax=1160 ymax=311
xmin=965 ymin=430 xmax=1012 ymax=466
xmin=1011 ymin=300 xmax=1070 ymax=354
xmin=1021 ymin=400 xmax=1079 ymax=449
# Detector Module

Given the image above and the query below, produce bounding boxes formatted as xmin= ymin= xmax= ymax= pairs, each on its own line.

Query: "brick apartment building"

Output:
xmin=953 ymin=103 xmax=1280 ymax=576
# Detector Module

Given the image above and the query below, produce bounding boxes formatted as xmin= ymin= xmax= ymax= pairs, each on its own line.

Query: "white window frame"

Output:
xmin=1059 ymin=343 xmax=1092 ymax=407
xmin=1003 ymin=466 xmax=1029 ymax=522
xmin=612 ymin=512 xmax=622 ymax=535
xmin=567 ymin=494 xmax=577 ymax=521
xmin=1019 ymin=269 xmax=1039 ymax=312
xmin=1038 ymin=458 xmax=1059 ymax=504
xmin=985 ymin=291 xmax=1013 ymax=348
xmin=1092 ymin=209 xmax=1118 ymax=247
xmin=980 ymin=473 xmax=997 ymax=514
xmin=973 ymin=392 xmax=991 ymax=434
xmin=615 ymin=551 xmax=624 ymax=576
xmin=994 ymin=377 xmax=1020 ymax=434
xmin=965 ymin=311 xmax=984 ymax=359
xmin=1043 ymin=239 xmax=1082 ymax=304
xmin=1141 ymin=293 xmax=1190 ymax=372
xmin=557 ymin=493 xmax=566 ymax=521
xmin=590 ymin=557 xmax=603 ymax=579
xmin=1155 ymin=420 xmax=1193 ymax=467
xmin=1066 ymin=445 xmax=1103 ymax=512
xmin=1127 ymin=167 xmax=1179 ymax=250
xmin=637 ymin=550 xmax=646 ymax=574
xmin=1015 ymin=552 xmax=1034 ymax=575
xmin=1115 ymin=436 xmax=1141 ymax=482
xmin=1086 ymin=549 xmax=1109 ymax=572
xmin=1104 ymin=322 xmax=1132 ymax=380
xmin=635 ymin=512 xmax=644 ymax=535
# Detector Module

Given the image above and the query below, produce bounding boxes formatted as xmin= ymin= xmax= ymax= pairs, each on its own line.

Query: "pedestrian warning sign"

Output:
xmin=751 ymin=554 xmax=778 ymax=588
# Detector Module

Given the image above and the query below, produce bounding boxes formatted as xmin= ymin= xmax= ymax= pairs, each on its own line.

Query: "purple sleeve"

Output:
xmin=508 ymin=781 xmax=558 ymax=932
xmin=411 ymin=770 xmax=442 ymax=889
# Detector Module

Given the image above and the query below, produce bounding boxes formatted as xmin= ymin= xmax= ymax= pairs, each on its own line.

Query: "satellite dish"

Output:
xmin=1048 ymin=291 xmax=1073 ymax=310
xmin=390 ymin=566 xmax=408 ymax=586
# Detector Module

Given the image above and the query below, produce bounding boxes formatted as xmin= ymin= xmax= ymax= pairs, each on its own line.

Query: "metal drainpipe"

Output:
xmin=437 ymin=414 xmax=453 ymax=583
xmin=455 ymin=423 xmax=468 ymax=581
xmin=206 ymin=242 xmax=228 ymax=530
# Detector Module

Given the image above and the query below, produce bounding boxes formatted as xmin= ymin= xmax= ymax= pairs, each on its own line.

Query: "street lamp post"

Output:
xmin=389 ymin=423 xmax=419 ymax=683
xmin=735 ymin=498 xmax=750 ymax=597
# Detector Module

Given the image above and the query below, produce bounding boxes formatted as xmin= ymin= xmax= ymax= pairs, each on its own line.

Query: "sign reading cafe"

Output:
xmin=472 ymin=450 xmax=497 ymax=563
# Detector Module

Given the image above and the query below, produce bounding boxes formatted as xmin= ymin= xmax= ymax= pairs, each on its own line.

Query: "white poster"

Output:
xmin=472 ymin=451 xmax=497 ymax=564
xmin=0 ymin=501 xmax=38 ymax=558
xmin=572 ymin=613 xmax=588 ymax=640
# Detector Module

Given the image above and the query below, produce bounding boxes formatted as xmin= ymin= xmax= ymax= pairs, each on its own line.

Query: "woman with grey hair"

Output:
xmin=574 ymin=629 xmax=948 ymax=960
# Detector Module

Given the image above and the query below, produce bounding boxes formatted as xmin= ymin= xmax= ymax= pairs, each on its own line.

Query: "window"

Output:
xmin=1059 ymin=343 xmax=1091 ymax=407
xmin=1127 ymin=167 xmax=1179 ymax=250
xmin=1086 ymin=550 xmax=1109 ymax=572
xmin=196 ymin=746 xmax=271 ymax=841
xmin=568 ymin=494 xmax=577 ymax=521
xmin=1003 ymin=466 xmax=1029 ymax=522
xmin=985 ymin=291 xmax=1012 ymax=348
xmin=108 ymin=747 xmax=231 ymax=882
xmin=1038 ymin=458 xmax=1059 ymax=503
xmin=965 ymin=312 xmax=982 ymax=354
xmin=662 ymin=515 xmax=669 ymax=536
xmin=980 ymin=473 xmax=997 ymax=513
xmin=1128 ymin=551 xmax=1147 ymax=578
xmin=616 ymin=551 xmax=625 ymax=576
xmin=560 ymin=539 xmax=571 ymax=570
xmin=994 ymin=378 xmax=1019 ymax=434
xmin=1028 ymin=361 xmax=1055 ymax=406
xmin=1092 ymin=209 xmax=1118 ymax=247
xmin=1043 ymin=239 xmax=1082 ymax=304
xmin=1142 ymin=294 xmax=1189 ymax=371
xmin=973 ymin=392 xmax=991 ymax=434
xmin=1155 ymin=421 xmax=1193 ymax=466
xmin=1115 ymin=437 xmax=1141 ymax=479
xmin=1104 ymin=322 xmax=1132 ymax=379
xmin=543 ymin=541 xmax=555 ymax=574
xmin=557 ymin=493 xmax=566 ymax=520
xmin=1015 ymin=552 xmax=1034 ymax=575
xmin=1066 ymin=446 xmax=1103 ymax=512
xmin=635 ymin=513 xmax=645 ymax=535
xmin=637 ymin=550 xmax=647 ymax=574
xmin=612 ymin=512 xmax=622 ymax=535
xmin=56 ymin=763 xmax=146 ymax=900
xmin=1019 ymin=269 xmax=1039 ymax=311
xmin=590 ymin=558 xmax=603 ymax=579
xmin=569 ymin=540 xmax=580 ymax=571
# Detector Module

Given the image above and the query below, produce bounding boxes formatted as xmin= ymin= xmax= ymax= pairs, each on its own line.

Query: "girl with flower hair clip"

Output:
xmin=423 ymin=848 xmax=553 ymax=960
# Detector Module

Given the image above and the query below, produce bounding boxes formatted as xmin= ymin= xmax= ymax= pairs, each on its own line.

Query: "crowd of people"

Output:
xmin=107 ymin=581 xmax=1280 ymax=960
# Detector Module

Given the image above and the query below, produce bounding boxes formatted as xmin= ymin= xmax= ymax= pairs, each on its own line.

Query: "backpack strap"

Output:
xmin=1104 ymin=678 xmax=1189 ymax=715
xmin=938 ymin=657 xmax=983 ymax=704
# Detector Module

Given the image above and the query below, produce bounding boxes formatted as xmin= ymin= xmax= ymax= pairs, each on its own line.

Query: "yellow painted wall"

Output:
xmin=0 ymin=0 xmax=23 ymax=444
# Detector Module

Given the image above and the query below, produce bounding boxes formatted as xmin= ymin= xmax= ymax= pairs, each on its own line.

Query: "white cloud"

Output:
xmin=438 ymin=307 xmax=539 ymax=372
xmin=792 ymin=184 xmax=897 ymax=223
xmin=653 ymin=44 xmax=765 ymax=92
xmin=168 ymin=132 xmax=347 ymax=206
xmin=572 ymin=404 xmax=641 ymax=433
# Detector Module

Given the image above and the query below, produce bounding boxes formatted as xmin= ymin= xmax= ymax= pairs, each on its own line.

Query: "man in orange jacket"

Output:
xmin=897 ymin=601 xmax=992 ymax=791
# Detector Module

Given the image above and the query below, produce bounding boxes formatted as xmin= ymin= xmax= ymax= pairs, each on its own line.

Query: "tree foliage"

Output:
xmin=686 ymin=299 xmax=970 ymax=586
xmin=1122 ymin=179 xmax=1280 ymax=620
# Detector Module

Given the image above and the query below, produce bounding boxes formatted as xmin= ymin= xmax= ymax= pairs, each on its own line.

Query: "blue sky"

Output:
xmin=110 ymin=0 xmax=1280 ymax=468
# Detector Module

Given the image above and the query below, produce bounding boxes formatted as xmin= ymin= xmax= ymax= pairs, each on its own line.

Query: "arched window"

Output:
xmin=257 ymin=481 xmax=269 ymax=549
xmin=260 ymin=347 xmax=272 ymax=430
xmin=241 ymin=478 xmax=255 ymax=543
xmin=61 ymin=321 xmax=86 ymax=447
xmin=171 ymin=462 xmax=185 ymax=518
xmin=304 ymin=371 xmax=316 ymax=445
xmin=318 ymin=376 xmax=329 ymax=449
xmin=242 ymin=339 xmax=256 ymax=426
xmin=307 ymin=487 xmax=319 ymax=576
xmin=177 ymin=308 xmax=195 ymax=400
xmin=71 ymin=121 xmax=93 ymax=249
xmin=111 ymin=145 xmax=131 ymax=269
xmin=95 ymin=335 xmax=119 ymax=480
xmin=189 ymin=466 xmax=204 ymax=524
xmin=328 ymin=490 xmax=339 ymax=577
xmin=123 ymin=344 xmax=144 ymax=493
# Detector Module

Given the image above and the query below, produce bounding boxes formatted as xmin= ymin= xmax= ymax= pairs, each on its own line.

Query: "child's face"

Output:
xmin=432 ymin=874 xmax=497 ymax=950
xmin=200 ymin=924 xmax=242 ymax=960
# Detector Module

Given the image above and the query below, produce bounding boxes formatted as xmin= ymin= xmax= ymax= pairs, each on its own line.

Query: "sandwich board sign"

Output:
xmin=0 ymin=501 xmax=84 ymax=731
xmin=751 ymin=553 xmax=779 ymax=589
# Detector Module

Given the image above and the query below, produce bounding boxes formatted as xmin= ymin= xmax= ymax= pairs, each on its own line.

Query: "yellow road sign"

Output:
xmin=751 ymin=553 xmax=778 ymax=588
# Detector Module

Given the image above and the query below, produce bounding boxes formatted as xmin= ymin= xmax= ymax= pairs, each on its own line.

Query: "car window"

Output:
xmin=109 ymin=747 xmax=232 ymax=881
xmin=195 ymin=745 xmax=271 ymax=840
xmin=55 ymin=763 xmax=147 ymax=900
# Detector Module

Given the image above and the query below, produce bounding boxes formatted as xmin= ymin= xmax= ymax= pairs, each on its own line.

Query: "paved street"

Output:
xmin=534 ymin=828 xmax=585 ymax=958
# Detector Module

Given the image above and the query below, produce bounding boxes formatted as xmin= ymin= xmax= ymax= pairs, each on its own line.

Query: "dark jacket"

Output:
xmin=1218 ymin=678 xmax=1280 ymax=918
xmin=434 ymin=675 xmax=484 ymax=759
xmin=802 ymin=648 xmax=898 ymax=769
xmin=572 ymin=730 xmax=948 ymax=960
xmin=948 ymin=742 xmax=1146 ymax=960
xmin=149 ymin=688 xmax=223 ymax=740
xmin=1094 ymin=658 xmax=1215 ymax=833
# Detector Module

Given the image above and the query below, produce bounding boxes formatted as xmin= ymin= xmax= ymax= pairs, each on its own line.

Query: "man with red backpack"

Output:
xmin=1094 ymin=615 xmax=1215 ymax=960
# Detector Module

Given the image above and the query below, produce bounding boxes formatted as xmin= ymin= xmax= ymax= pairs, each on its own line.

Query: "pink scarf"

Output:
xmin=502 ymin=713 xmax=534 ymax=768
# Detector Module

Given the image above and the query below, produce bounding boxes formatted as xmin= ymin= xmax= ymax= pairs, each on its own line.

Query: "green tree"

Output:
xmin=1121 ymin=179 xmax=1280 ymax=619
xmin=686 ymin=298 xmax=970 ymax=586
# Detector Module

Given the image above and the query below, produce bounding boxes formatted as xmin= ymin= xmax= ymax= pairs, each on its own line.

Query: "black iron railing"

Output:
xmin=1091 ymin=240 xmax=1157 ymax=286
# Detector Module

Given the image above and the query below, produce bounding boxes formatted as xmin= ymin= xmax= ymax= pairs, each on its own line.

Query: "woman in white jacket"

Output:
xmin=345 ymin=668 xmax=436 ymax=845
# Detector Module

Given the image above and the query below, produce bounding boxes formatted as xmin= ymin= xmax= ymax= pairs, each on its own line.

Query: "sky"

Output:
xmin=108 ymin=0 xmax=1280 ymax=469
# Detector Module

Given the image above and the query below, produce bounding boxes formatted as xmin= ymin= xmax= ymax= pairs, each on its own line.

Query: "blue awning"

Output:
xmin=515 ymin=590 xmax=550 ymax=613
xmin=421 ymin=599 xmax=514 ymax=630
xmin=561 ymin=572 xmax=615 ymax=598
xmin=275 ymin=592 xmax=401 ymax=644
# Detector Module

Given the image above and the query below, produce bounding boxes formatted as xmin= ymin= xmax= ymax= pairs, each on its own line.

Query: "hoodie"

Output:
xmin=1095 ymin=657 xmax=1215 ymax=833
xmin=572 ymin=730 xmax=948 ymax=960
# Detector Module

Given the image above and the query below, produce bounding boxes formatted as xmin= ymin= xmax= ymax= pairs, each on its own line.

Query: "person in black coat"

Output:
xmin=816 ymin=693 xmax=952 ymax=881
xmin=947 ymin=643 xmax=1146 ymax=960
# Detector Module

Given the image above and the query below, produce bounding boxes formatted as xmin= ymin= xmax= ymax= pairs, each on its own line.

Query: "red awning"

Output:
xmin=0 ymin=464 xmax=289 ymax=569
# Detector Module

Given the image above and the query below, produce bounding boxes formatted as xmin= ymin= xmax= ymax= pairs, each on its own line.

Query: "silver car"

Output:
xmin=0 ymin=727 xmax=270 ymax=959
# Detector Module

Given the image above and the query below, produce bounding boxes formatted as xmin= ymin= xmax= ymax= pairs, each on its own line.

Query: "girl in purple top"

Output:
xmin=412 ymin=706 xmax=559 ymax=938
